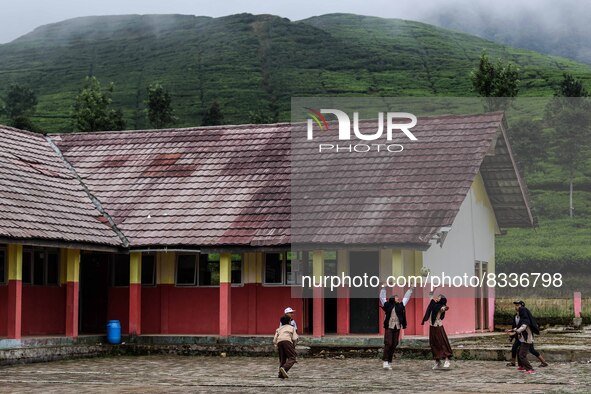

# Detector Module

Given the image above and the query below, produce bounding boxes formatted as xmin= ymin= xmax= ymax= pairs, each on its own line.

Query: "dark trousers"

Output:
xmin=383 ymin=328 xmax=400 ymax=363
xmin=511 ymin=340 xmax=540 ymax=359
xmin=277 ymin=341 xmax=297 ymax=372
xmin=518 ymin=342 xmax=534 ymax=371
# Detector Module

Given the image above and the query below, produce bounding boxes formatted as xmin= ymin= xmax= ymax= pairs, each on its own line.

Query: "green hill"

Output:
xmin=1 ymin=13 xmax=591 ymax=132
xmin=0 ymin=13 xmax=590 ymax=280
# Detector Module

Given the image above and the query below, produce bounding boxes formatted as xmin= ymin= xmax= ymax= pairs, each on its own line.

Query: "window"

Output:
xmin=0 ymin=247 xmax=5 ymax=284
xmin=141 ymin=254 xmax=156 ymax=286
xmin=22 ymin=250 xmax=32 ymax=284
xmin=176 ymin=254 xmax=197 ymax=285
xmin=175 ymin=253 xmax=241 ymax=286
xmin=199 ymin=254 xmax=220 ymax=286
xmin=46 ymin=252 xmax=59 ymax=285
xmin=112 ymin=254 xmax=130 ymax=287
xmin=231 ymin=254 xmax=242 ymax=284
xmin=265 ymin=251 xmax=333 ymax=285
xmin=265 ymin=253 xmax=283 ymax=284
xmin=22 ymin=248 xmax=59 ymax=286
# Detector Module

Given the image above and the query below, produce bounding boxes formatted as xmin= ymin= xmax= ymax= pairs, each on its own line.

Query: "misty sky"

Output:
xmin=0 ymin=0 xmax=585 ymax=44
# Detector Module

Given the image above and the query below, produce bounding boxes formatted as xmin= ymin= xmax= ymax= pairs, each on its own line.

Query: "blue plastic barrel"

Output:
xmin=106 ymin=320 xmax=121 ymax=344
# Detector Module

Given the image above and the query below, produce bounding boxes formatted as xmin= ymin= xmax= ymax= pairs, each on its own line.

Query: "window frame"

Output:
xmin=263 ymin=252 xmax=285 ymax=285
xmin=230 ymin=254 xmax=244 ymax=287
xmin=198 ymin=253 xmax=220 ymax=287
xmin=140 ymin=253 xmax=157 ymax=287
xmin=175 ymin=253 xmax=198 ymax=287
xmin=173 ymin=252 xmax=244 ymax=287
xmin=21 ymin=247 xmax=60 ymax=287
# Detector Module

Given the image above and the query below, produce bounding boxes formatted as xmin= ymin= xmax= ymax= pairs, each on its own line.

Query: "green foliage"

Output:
xmin=146 ymin=82 xmax=177 ymax=129
xmin=1 ymin=83 xmax=37 ymax=130
xmin=72 ymin=76 xmax=126 ymax=132
xmin=201 ymin=101 xmax=224 ymax=126
xmin=507 ymin=119 xmax=548 ymax=174
xmin=248 ymin=109 xmax=275 ymax=124
xmin=554 ymin=73 xmax=589 ymax=97
xmin=470 ymin=52 xmax=519 ymax=111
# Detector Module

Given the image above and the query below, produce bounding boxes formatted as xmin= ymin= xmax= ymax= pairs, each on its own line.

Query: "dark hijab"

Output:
xmin=518 ymin=307 xmax=531 ymax=327
xmin=422 ymin=295 xmax=448 ymax=325
xmin=280 ymin=315 xmax=291 ymax=326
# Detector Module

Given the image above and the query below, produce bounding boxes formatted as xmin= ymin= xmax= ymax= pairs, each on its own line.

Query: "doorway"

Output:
xmin=349 ymin=251 xmax=379 ymax=333
xmin=79 ymin=252 xmax=110 ymax=334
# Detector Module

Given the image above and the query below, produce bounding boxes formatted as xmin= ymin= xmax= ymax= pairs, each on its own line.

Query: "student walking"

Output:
xmin=422 ymin=293 xmax=453 ymax=369
xmin=273 ymin=315 xmax=299 ymax=379
xmin=509 ymin=306 xmax=537 ymax=374
xmin=506 ymin=301 xmax=548 ymax=368
xmin=381 ymin=287 xmax=413 ymax=370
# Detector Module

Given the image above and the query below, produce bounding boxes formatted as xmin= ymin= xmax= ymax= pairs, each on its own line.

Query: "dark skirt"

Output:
xmin=429 ymin=325 xmax=453 ymax=360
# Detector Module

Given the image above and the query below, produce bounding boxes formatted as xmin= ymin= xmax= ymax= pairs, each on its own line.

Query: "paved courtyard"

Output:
xmin=1 ymin=355 xmax=590 ymax=393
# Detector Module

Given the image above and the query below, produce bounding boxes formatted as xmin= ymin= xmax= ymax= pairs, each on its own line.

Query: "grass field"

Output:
xmin=495 ymin=297 xmax=590 ymax=326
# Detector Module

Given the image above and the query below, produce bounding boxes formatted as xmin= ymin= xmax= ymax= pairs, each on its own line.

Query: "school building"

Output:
xmin=0 ymin=112 xmax=535 ymax=341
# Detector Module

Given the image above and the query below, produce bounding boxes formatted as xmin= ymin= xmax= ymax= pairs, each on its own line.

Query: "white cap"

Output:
xmin=284 ymin=307 xmax=295 ymax=314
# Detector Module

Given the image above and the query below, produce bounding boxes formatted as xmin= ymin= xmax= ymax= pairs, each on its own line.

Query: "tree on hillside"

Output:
xmin=471 ymin=52 xmax=520 ymax=112
xmin=1 ymin=83 xmax=38 ymax=131
xmin=146 ymin=83 xmax=177 ymax=129
xmin=202 ymin=101 xmax=224 ymax=126
xmin=555 ymin=72 xmax=588 ymax=97
xmin=507 ymin=119 xmax=548 ymax=174
xmin=248 ymin=109 xmax=275 ymax=124
xmin=72 ymin=76 xmax=126 ymax=132
xmin=544 ymin=73 xmax=591 ymax=218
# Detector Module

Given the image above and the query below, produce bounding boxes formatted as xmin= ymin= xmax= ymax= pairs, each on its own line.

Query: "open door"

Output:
xmin=79 ymin=252 xmax=110 ymax=334
xmin=349 ymin=251 xmax=379 ymax=333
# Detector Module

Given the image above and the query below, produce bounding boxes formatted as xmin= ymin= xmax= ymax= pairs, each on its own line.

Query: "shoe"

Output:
xmin=432 ymin=361 xmax=442 ymax=370
xmin=383 ymin=361 xmax=392 ymax=370
xmin=506 ymin=362 xmax=516 ymax=367
xmin=443 ymin=359 xmax=451 ymax=368
xmin=524 ymin=370 xmax=536 ymax=375
xmin=279 ymin=367 xmax=289 ymax=379
xmin=539 ymin=362 xmax=548 ymax=367
xmin=517 ymin=367 xmax=526 ymax=371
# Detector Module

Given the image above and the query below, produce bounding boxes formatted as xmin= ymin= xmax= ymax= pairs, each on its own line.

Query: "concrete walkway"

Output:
xmin=1 ymin=355 xmax=590 ymax=393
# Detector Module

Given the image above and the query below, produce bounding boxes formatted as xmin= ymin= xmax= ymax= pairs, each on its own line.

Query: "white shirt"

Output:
xmin=381 ymin=287 xmax=414 ymax=307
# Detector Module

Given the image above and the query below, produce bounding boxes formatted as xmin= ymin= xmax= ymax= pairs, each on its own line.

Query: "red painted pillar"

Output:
xmin=219 ymin=253 xmax=232 ymax=337
xmin=574 ymin=292 xmax=582 ymax=318
xmin=129 ymin=252 xmax=142 ymax=335
xmin=312 ymin=251 xmax=324 ymax=338
xmin=7 ymin=244 xmax=23 ymax=340
xmin=336 ymin=286 xmax=350 ymax=335
xmin=313 ymin=287 xmax=324 ymax=337
xmin=65 ymin=249 xmax=80 ymax=337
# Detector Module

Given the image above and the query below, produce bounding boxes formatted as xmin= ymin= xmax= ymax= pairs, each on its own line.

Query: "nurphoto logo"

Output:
xmin=305 ymin=108 xmax=418 ymax=153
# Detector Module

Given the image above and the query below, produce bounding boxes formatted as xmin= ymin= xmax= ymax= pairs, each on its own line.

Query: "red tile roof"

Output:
xmin=48 ymin=112 xmax=534 ymax=249
xmin=0 ymin=126 xmax=123 ymax=247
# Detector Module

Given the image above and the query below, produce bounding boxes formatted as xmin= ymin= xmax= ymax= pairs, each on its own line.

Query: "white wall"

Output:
xmin=423 ymin=173 xmax=497 ymax=278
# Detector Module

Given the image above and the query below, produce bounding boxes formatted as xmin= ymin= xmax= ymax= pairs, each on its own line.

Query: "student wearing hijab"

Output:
xmin=273 ymin=315 xmax=299 ymax=379
xmin=381 ymin=287 xmax=414 ymax=370
xmin=422 ymin=293 xmax=453 ymax=369
xmin=506 ymin=301 xmax=548 ymax=368
xmin=508 ymin=305 xmax=537 ymax=374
